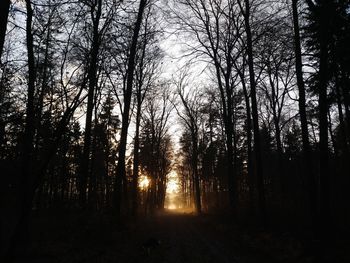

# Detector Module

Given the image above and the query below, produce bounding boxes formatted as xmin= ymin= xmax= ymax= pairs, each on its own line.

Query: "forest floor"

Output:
xmin=17 ymin=209 xmax=350 ymax=263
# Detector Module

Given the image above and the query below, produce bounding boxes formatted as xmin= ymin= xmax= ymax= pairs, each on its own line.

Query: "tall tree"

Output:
xmin=5 ymin=0 xmax=37 ymax=259
xmin=174 ymin=69 xmax=202 ymax=214
xmin=291 ymin=0 xmax=317 ymax=228
xmin=172 ymin=0 xmax=242 ymax=214
xmin=131 ymin=5 xmax=161 ymax=215
xmin=0 ymin=0 xmax=10 ymax=60
xmin=114 ymin=0 xmax=148 ymax=214
xmin=305 ymin=0 xmax=333 ymax=235
xmin=237 ymin=0 xmax=266 ymax=224
xmin=139 ymin=87 xmax=173 ymax=212
xmin=79 ymin=0 xmax=103 ymax=208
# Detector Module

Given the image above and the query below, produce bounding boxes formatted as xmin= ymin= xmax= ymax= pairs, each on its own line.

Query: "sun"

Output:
xmin=139 ymin=175 xmax=150 ymax=190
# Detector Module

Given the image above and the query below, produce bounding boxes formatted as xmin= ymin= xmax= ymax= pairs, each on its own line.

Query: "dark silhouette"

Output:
xmin=0 ymin=0 xmax=10 ymax=60
xmin=1 ymin=0 xmax=349 ymax=262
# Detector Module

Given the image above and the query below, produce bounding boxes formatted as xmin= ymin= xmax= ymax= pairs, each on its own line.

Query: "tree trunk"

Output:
xmin=292 ymin=0 xmax=317 ymax=228
xmin=241 ymin=0 xmax=266 ymax=225
xmin=192 ymin=132 xmax=201 ymax=214
xmin=114 ymin=0 xmax=148 ymax=215
xmin=0 ymin=0 xmax=10 ymax=60
xmin=242 ymin=76 xmax=254 ymax=213
xmin=132 ymin=104 xmax=141 ymax=216
xmin=335 ymin=74 xmax=349 ymax=154
xmin=213 ymin=59 xmax=236 ymax=214
xmin=4 ymin=1 xmax=36 ymax=260
xmin=80 ymin=0 xmax=102 ymax=208
xmin=225 ymin=92 xmax=236 ymax=214
xmin=341 ymin=72 xmax=350 ymax=142
xmin=318 ymin=2 xmax=331 ymax=235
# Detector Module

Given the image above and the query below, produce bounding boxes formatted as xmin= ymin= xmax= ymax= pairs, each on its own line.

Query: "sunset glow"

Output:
xmin=139 ymin=175 xmax=150 ymax=190
xmin=166 ymin=171 xmax=180 ymax=194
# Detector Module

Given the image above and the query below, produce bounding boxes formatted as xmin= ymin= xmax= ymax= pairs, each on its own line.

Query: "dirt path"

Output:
xmin=131 ymin=211 xmax=240 ymax=263
xmin=25 ymin=210 xmax=276 ymax=263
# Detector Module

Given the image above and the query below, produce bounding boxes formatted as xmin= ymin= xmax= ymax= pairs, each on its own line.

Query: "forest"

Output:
xmin=0 ymin=0 xmax=350 ymax=262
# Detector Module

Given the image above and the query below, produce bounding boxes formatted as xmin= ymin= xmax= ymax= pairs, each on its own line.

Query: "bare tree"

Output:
xmin=114 ymin=0 xmax=149 ymax=215
xmin=291 ymin=0 xmax=317 ymax=228
xmin=139 ymin=86 xmax=173 ymax=213
xmin=173 ymin=68 xmax=202 ymax=214
xmin=171 ymin=0 xmax=244 ymax=214
xmin=0 ymin=0 xmax=10 ymax=60
xmin=237 ymin=0 xmax=266 ymax=224
xmin=131 ymin=4 xmax=162 ymax=216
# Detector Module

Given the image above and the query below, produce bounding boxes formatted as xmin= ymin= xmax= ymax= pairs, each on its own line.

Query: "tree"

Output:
xmin=139 ymin=86 xmax=173 ymax=213
xmin=0 ymin=0 xmax=10 ymax=60
xmin=173 ymin=68 xmax=203 ymax=214
xmin=79 ymin=0 xmax=104 ymax=208
xmin=291 ymin=0 xmax=317 ymax=228
xmin=114 ymin=0 xmax=149 ymax=215
xmin=3 ymin=1 xmax=91 ymax=259
xmin=172 ymin=0 xmax=244 ymax=214
xmin=237 ymin=0 xmax=266 ymax=224
xmin=131 ymin=3 xmax=162 ymax=215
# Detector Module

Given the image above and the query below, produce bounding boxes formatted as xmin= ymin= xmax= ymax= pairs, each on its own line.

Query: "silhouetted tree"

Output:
xmin=0 ymin=0 xmax=10 ymax=60
xmin=114 ymin=0 xmax=149 ymax=215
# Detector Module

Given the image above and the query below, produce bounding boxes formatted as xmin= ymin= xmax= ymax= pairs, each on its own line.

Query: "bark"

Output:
xmin=240 ymin=0 xmax=266 ymax=225
xmin=268 ymin=74 xmax=283 ymax=198
xmin=132 ymin=103 xmax=141 ymax=215
xmin=3 ymin=14 xmax=85 ymax=257
xmin=225 ymin=90 xmax=236 ymax=214
xmin=341 ymin=73 xmax=350 ymax=141
xmin=292 ymin=0 xmax=317 ymax=227
xmin=177 ymin=87 xmax=202 ymax=213
xmin=318 ymin=2 xmax=331 ymax=234
xmin=0 ymin=0 xmax=10 ymax=61
xmin=212 ymin=58 xmax=236 ymax=213
xmin=114 ymin=0 xmax=148 ymax=214
xmin=35 ymin=15 xmax=51 ymax=150
xmin=328 ymin=110 xmax=336 ymax=153
xmin=3 ymin=1 xmax=36 ymax=259
xmin=335 ymin=75 xmax=349 ymax=154
xmin=192 ymin=132 xmax=201 ymax=214
xmin=241 ymin=76 xmax=254 ymax=211
xmin=132 ymin=19 xmax=151 ymax=215
xmin=80 ymin=0 xmax=102 ymax=207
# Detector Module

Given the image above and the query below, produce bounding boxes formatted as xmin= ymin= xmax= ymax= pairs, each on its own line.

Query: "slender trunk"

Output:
xmin=23 ymin=0 xmax=36 ymax=175
xmin=328 ymin=110 xmax=336 ymax=153
xmin=241 ymin=73 xmax=254 ymax=212
xmin=35 ymin=17 xmax=51 ymax=150
xmin=335 ymin=75 xmax=349 ymax=154
xmin=131 ymin=22 xmax=149 ymax=215
xmin=341 ymin=72 xmax=350 ymax=141
xmin=292 ymin=0 xmax=317 ymax=228
xmin=80 ymin=0 xmax=102 ymax=207
xmin=211 ymin=53 xmax=236 ymax=212
xmin=318 ymin=6 xmax=331 ymax=234
xmin=242 ymin=0 xmax=266 ymax=225
xmin=273 ymin=114 xmax=283 ymax=198
xmin=273 ymin=117 xmax=282 ymax=155
xmin=226 ymin=92 xmax=236 ymax=214
xmin=88 ymin=108 xmax=99 ymax=209
xmin=114 ymin=0 xmax=148 ymax=214
xmin=132 ymin=104 xmax=141 ymax=216
xmin=4 ymin=1 xmax=36 ymax=260
xmin=0 ymin=0 xmax=10 ymax=60
xmin=192 ymin=132 xmax=201 ymax=214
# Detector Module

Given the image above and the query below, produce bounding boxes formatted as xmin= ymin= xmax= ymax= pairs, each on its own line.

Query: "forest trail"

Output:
xmin=131 ymin=211 xmax=240 ymax=263
xmin=20 ymin=210 xmax=350 ymax=263
xmin=26 ymin=210 xmax=274 ymax=263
